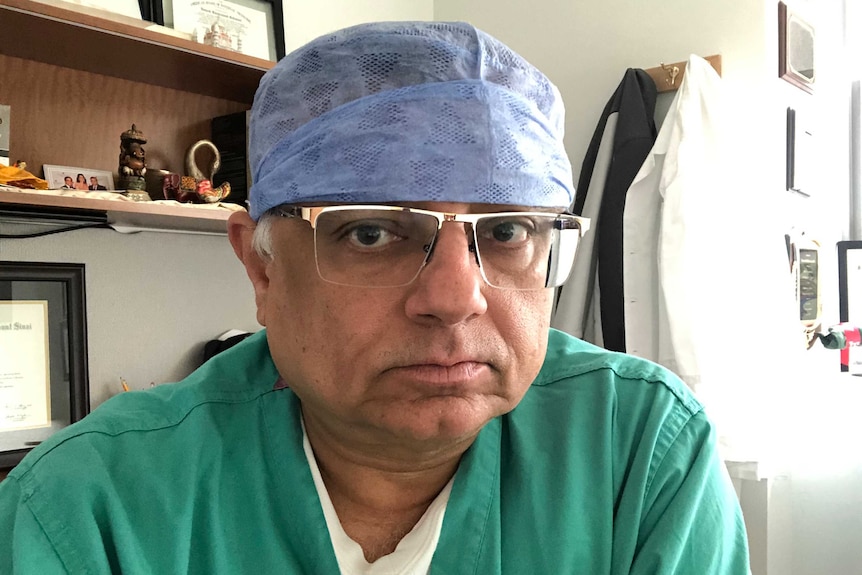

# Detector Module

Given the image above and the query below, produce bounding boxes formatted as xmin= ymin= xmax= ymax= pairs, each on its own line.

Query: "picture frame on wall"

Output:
xmin=778 ymin=1 xmax=815 ymax=94
xmin=786 ymin=107 xmax=814 ymax=196
xmin=837 ymin=241 xmax=862 ymax=374
xmin=0 ymin=262 xmax=90 ymax=469
xmin=140 ymin=0 xmax=285 ymax=61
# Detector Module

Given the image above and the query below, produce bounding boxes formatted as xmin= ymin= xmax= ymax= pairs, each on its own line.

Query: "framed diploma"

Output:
xmin=0 ymin=262 xmax=89 ymax=469
xmin=146 ymin=0 xmax=285 ymax=61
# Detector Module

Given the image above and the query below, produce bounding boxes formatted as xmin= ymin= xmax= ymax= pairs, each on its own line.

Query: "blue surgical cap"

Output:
xmin=248 ymin=21 xmax=574 ymax=220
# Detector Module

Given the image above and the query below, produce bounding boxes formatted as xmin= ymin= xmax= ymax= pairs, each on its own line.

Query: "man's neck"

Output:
xmin=302 ymin=409 xmax=471 ymax=562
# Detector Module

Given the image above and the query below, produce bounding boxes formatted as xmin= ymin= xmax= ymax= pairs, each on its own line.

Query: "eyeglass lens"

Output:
xmin=311 ymin=209 xmax=580 ymax=289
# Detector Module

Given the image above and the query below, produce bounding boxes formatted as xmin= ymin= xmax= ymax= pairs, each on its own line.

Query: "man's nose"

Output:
xmin=404 ymin=223 xmax=488 ymax=325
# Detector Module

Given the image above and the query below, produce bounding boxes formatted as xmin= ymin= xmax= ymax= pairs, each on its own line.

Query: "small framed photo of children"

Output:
xmin=43 ymin=165 xmax=115 ymax=191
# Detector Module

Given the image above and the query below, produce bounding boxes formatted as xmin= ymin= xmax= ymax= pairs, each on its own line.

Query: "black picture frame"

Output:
xmin=0 ymin=262 xmax=90 ymax=469
xmin=786 ymin=106 xmax=814 ymax=196
xmin=837 ymin=241 xmax=862 ymax=373
xmin=138 ymin=0 xmax=165 ymax=26
xmin=786 ymin=106 xmax=797 ymax=192
xmin=138 ymin=0 xmax=285 ymax=61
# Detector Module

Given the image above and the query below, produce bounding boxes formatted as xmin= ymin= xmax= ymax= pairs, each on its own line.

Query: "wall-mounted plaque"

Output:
xmin=142 ymin=0 xmax=285 ymax=61
xmin=0 ymin=262 xmax=89 ymax=469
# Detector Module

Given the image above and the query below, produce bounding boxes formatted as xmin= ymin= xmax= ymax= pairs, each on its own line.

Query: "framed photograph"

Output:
xmin=838 ymin=241 xmax=862 ymax=374
xmin=0 ymin=262 xmax=89 ymax=469
xmin=42 ymin=164 xmax=115 ymax=191
xmin=152 ymin=0 xmax=285 ymax=61
xmin=778 ymin=1 xmax=815 ymax=94
xmin=786 ymin=107 xmax=814 ymax=196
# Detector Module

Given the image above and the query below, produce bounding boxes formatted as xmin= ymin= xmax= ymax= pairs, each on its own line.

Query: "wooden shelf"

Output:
xmin=0 ymin=0 xmax=274 ymax=104
xmin=0 ymin=190 xmax=233 ymax=234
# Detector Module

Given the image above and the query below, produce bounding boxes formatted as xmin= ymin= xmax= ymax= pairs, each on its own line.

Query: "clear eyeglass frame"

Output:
xmin=274 ymin=204 xmax=590 ymax=290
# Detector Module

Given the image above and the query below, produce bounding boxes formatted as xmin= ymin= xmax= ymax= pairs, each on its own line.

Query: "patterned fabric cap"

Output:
xmin=248 ymin=21 xmax=573 ymax=220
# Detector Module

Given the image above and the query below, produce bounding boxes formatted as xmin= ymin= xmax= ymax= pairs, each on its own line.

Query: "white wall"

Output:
xmin=781 ymin=380 xmax=862 ymax=575
xmin=282 ymin=0 xmax=433 ymax=53
xmin=1 ymin=222 xmax=260 ymax=407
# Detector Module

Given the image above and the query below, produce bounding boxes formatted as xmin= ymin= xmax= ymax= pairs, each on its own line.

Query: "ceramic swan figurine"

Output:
xmin=182 ymin=139 xmax=231 ymax=203
xmin=185 ymin=139 xmax=221 ymax=182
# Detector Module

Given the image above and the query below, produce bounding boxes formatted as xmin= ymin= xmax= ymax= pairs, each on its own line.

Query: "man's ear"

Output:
xmin=228 ymin=210 xmax=270 ymax=326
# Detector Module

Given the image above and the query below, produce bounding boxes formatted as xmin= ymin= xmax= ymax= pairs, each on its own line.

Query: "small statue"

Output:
xmin=203 ymin=21 xmax=235 ymax=52
xmin=119 ymin=124 xmax=148 ymax=192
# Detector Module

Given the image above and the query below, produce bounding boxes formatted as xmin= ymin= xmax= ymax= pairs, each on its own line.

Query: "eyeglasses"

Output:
xmin=274 ymin=205 xmax=590 ymax=289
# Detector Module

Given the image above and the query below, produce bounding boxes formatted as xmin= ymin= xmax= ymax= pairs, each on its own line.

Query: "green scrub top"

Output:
xmin=0 ymin=329 xmax=749 ymax=574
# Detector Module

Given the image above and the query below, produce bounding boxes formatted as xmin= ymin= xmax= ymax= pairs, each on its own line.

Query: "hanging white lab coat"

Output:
xmin=623 ymin=55 xmax=801 ymax=463
xmin=623 ymin=55 xmax=727 ymax=388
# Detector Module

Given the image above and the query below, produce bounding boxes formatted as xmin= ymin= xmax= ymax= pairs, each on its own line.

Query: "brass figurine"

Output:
xmin=119 ymin=124 xmax=148 ymax=192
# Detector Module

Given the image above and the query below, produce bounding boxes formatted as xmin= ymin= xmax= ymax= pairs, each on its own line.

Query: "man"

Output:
xmin=0 ymin=22 xmax=749 ymax=574
xmin=88 ymin=176 xmax=107 ymax=190
xmin=61 ymin=175 xmax=73 ymax=189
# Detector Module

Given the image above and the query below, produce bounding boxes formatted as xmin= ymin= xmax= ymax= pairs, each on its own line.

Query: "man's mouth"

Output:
xmin=387 ymin=361 xmax=491 ymax=386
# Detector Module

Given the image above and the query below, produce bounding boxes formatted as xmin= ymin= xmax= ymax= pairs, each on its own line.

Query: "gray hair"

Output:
xmin=252 ymin=210 xmax=277 ymax=260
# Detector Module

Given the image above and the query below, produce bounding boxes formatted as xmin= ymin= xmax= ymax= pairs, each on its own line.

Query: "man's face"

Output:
xmin=64 ymin=177 xmax=72 ymax=186
xmin=90 ymin=177 xmax=97 ymax=185
xmin=236 ymin=202 xmax=554 ymax=452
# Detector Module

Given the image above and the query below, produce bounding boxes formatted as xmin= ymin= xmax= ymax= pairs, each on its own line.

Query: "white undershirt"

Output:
xmin=301 ymin=424 xmax=453 ymax=575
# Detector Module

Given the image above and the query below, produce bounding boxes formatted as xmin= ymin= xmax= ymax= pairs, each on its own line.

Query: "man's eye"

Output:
xmin=482 ymin=220 xmax=530 ymax=244
xmin=344 ymin=223 xmax=400 ymax=249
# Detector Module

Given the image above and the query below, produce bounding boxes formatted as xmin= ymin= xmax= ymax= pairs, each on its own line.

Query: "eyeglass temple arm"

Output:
xmin=557 ymin=215 xmax=590 ymax=236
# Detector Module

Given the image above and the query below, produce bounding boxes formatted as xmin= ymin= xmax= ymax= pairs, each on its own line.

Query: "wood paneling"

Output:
xmin=0 ymin=55 xmax=249 ymax=182
xmin=0 ymin=0 xmax=272 ymax=103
